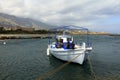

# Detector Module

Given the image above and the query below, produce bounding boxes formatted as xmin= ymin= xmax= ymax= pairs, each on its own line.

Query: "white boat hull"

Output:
xmin=49 ymin=48 xmax=86 ymax=64
xmin=46 ymin=26 xmax=92 ymax=65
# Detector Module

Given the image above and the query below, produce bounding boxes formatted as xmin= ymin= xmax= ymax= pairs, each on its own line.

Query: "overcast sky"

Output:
xmin=0 ymin=0 xmax=120 ymax=33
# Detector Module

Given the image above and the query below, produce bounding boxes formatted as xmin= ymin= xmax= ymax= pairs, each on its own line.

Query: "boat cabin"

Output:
xmin=56 ymin=35 xmax=75 ymax=49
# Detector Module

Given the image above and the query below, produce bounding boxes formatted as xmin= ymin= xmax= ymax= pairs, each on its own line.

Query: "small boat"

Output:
xmin=47 ymin=25 xmax=92 ymax=64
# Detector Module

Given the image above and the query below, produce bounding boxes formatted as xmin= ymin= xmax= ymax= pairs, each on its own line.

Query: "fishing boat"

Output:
xmin=47 ymin=25 xmax=92 ymax=64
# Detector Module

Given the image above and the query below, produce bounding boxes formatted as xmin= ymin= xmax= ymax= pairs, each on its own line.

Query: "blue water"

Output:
xmin=0 ymin=35 xmax=120 ymax=80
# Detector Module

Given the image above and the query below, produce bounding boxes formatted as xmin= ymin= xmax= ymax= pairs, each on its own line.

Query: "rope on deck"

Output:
xmin=36 ymin=53 xmax=83 ymax=80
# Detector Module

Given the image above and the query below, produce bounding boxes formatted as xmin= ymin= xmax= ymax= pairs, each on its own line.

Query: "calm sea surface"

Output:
xmin=0 ymin=35 xmax=120 ymax=80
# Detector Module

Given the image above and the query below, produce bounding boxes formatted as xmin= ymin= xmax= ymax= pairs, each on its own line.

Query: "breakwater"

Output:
xmin=0 ymin=34 xmax=52 ymax=39
xmin=109 ymin=34 xmax=120 ymax=36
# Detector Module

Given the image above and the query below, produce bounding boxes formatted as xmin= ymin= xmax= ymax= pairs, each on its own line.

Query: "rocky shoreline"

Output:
xmin=109 ymin=34 xmax=120 ymax=36
xmin=0 ymin=34 xmax=52 ymax=39
xmin=0 ymin=33 xmax=119 ymax=40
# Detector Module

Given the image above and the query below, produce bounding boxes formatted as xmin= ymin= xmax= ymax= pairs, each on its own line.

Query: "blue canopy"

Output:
xmin=49 ymin=25 xmax=88 ymax=31
xmin=48 ymin=25 xmax=91 ymax=45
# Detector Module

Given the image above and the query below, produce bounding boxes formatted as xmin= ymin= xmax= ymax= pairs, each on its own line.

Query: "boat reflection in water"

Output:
xmin=48 ymin=54 xmax=91 ymax=80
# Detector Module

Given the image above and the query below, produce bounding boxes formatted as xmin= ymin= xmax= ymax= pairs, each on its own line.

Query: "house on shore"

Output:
xmin=1 ymin=26 xmax=35 ymax=32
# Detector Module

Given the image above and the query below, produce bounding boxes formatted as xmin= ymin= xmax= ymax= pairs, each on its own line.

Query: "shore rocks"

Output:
xmin=0 ymin=34 xmax=52 ymax=39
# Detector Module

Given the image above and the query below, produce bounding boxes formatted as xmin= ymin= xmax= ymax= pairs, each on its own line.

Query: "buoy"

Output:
xmin=3 ymin=42 xmax=6 ymax=45
xmin=47 ymin=48 xmax=50 ymax=56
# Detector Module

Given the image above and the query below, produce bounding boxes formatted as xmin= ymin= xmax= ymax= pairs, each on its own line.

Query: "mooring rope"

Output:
xmin=88 ymin=55 xmax=97 ymax=80
xmin=36 ymin=53 xmax=84 ymax=80
xmin=36 ymin=51 xmax=98 ymax=80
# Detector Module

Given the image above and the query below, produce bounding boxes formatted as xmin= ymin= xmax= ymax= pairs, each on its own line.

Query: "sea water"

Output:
xmin=0 ymin=35 xmax=120 ymax=80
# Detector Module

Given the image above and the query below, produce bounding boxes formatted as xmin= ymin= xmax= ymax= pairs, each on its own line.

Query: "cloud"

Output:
xmin=0 ymin=0 xmax=120 ymax=33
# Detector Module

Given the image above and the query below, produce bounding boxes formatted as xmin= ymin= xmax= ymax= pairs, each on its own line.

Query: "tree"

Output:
xmin=0 ymin=27 xmax=4 ymax=31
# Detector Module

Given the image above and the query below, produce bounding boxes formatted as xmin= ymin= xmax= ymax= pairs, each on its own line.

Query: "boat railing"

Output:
xmin=86 ymin=42 xmax=92 ymax=47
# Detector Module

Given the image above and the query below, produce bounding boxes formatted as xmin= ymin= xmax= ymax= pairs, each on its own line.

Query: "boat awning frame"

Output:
xmin=48 ymin=25 xmax=90 ymax=45
xmin=49 ymin=25 xmax=89 ymax=31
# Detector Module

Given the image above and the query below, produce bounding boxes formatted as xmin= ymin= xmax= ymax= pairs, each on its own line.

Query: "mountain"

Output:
xmin=0 ymin=13 xmax=52 ymax=30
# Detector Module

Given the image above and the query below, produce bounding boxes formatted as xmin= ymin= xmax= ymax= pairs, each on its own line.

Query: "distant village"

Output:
xmin=1 ymin=26 xmax=35 ymax=32
xmin=69 ymin=30 xmax=109 ymax=35
xmin=0 ymin=26 xmax=53 ymax=34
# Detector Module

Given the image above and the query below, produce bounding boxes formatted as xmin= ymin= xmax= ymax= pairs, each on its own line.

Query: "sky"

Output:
xmin=0 ymin=0 xmax=120 ymax=33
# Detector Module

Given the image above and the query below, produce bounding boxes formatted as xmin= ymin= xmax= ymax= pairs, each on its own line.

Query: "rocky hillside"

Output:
xmin=0 ymin=13 xmax=51 ymax=30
